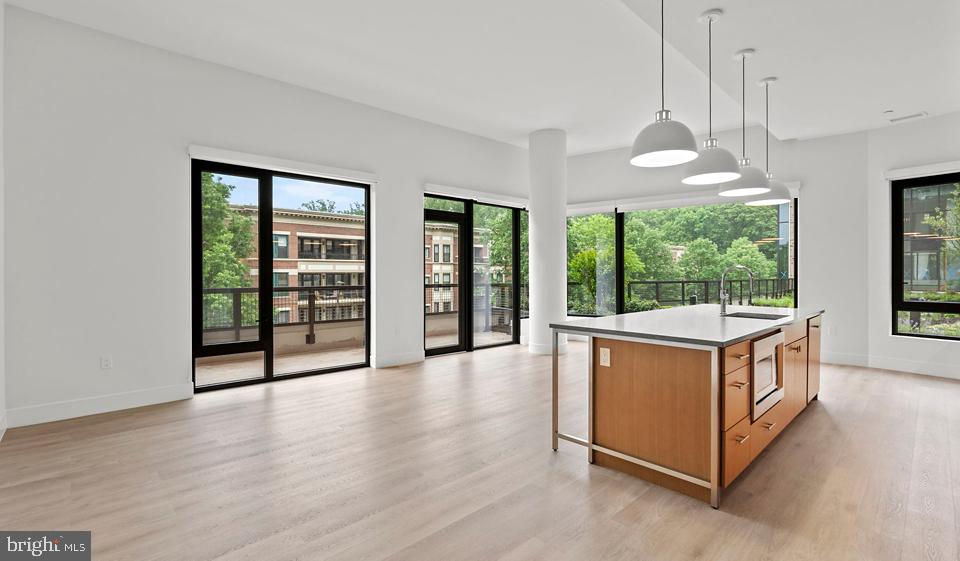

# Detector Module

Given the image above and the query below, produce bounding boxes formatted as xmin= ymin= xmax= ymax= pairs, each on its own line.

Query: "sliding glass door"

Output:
xmin=192 ymin=160 xmax=370 ymax=390
xmin=424 ymin=196 xmax=522 ymax=355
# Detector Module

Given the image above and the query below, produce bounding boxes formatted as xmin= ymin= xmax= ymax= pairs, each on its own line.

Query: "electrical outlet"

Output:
xmin=100 ymin=356 xmax=114 ymax=370
xmin=599 ymin=347 xmax=611 ymax=367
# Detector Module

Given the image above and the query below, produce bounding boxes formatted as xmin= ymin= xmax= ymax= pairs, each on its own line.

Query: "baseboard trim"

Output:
xmin=868 ymin=356 xmax=960 ymax=380
xmin=7 ymin=383 xmax=194 ymax=428
xmin=821 ymin=351 xmax=869 ymax=367
xmin=371 ymin=350 xmax=424 ymax=368
xmin=0 ymin=412 xmax=7 ymax=443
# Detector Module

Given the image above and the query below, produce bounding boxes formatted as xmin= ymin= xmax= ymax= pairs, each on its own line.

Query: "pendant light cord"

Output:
xmin=660 ymin=0 xmax=665 ymax=110
xmin=765 ymin=83 xmax=770 ymax=173
xmin=708 ymin=19 xmax=713 ymax=137
xmin=741 ymin=55 xmax=746 ymax=160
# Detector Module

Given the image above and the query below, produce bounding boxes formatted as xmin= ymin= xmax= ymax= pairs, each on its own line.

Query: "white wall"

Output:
xmin=778 ymin=132 xmax=869 ymax=366
xmin=865 ymin=112 xmax=960 ymax=378
xmin=4 ymin=8 xmax=527 ymax=427
xmin=568 ymin=112 xmax=960 ymax=379
xmin=0 ymin=3 xmax=6 ymax=439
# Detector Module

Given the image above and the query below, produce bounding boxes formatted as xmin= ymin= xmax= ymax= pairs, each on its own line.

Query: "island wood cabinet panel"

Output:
xmin=723 ymin=340 xmax=751 ymax=374
xmin=749 ymin=400 xmax=787 ymax=461
xmin=593 ymin=338 xmax=712 ymax=481
xmin=782 ymin=321 xmax=806 ymax=346
xmin=722 ymin=366 xmax=750 ymax=431
xmin=723 ymin=416 xmax=752 ymax=486
xmin=807 ymin=316 xmax=822 ymax=402
xmin=783 ymin=336 xmax=808 ymax=423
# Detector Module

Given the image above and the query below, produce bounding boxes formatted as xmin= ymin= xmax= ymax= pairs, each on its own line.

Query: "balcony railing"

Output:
xmin=296 ymin=251 xmax=364 ymax=260
xmin=567 ymin=278 xmax=796 ymax=316
xmin=202 ymin=286 xmax=366 ymax=343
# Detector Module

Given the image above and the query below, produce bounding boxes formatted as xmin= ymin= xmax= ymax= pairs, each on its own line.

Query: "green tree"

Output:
xmin=721 ymin=237 xmax=777 ymax=279
xmin=631 ymin=204 xmax=779 ymax=259
xmin=623 ymin=216 xmax=680 ymax=280
xmin=201 ymin=173 xmax=257 ymax=327
xmin=922 ymin=182 xmax=960 ymax=292
xmin=301 ymin=198 xmax=338 ymax=212
xmin=679 ymin=238 xmax=724 ymax=280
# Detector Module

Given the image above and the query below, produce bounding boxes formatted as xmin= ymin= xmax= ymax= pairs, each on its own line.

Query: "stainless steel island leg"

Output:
xmin=552 ymin=329 xmax=559 ymax=451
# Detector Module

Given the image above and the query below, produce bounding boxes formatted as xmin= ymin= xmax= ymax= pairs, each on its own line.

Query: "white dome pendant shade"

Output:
xmin=630 ymin=110 xmax=698 ymax=167
xmin=682 ymin=9 xmax=740 ymax=186
xmin=720 ymin=159 xmax=770 ymax=197
xmin=719 ymin=49 xmax=770 ymax=198
xmin=630 ymin=0 xmax=699 ymax=168
xmin=746 ymin=175 xmax=791 ymax=206
xmin=682 ymin=138 xmax=741 ymax=184
xmin=745 ymin=77 xmax=791 ymax=206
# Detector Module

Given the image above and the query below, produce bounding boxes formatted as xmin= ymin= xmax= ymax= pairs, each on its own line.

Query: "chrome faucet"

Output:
xmin=720 ymin=264 xmax=755 ymax=316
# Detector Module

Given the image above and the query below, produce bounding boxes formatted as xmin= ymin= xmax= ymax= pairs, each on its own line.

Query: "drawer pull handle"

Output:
xmin=734 ymin=353 xmax=750 ymax=360
xmin=735 ymin=434 xmax=750 ymax=445
xmin=730 ymin=381 xmax=748 ymax=389
xmin=789 ymin=345 xmax=801 ymax=353
xmin=763 ymin=422 xmax=777 ymax=431
xmin=810 ymin=325 xmax=820 ymax=329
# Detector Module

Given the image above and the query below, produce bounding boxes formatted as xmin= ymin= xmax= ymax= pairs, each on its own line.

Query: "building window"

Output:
xmin=274 ymin=310 xmax=290 ymax=324
xmin=443 ymin=245 xmax=451 ymax=263
xmin=424 ymin=246 xmax=430 ymax=260
xmin=273 ymin=234 xmax=289 ymax=258
xmin=273 ymin=272 xmax=288 ymax=288
xmin=299 ymin=238 xmax=323 ymax=259
xmin=893 ymin=173 xmax=960 ymax=340
xmin=442 ymin=273 xmax=451 ymax=284
xmin=434 ymin=244 xmax=440 ymax=263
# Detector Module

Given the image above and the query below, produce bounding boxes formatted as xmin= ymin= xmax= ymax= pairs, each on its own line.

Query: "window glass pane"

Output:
xmin=896 ymin=311 xmax=960 ymax=339
xmin=424 ymin=219 xmax=460 ymax=349
xmin=473 ymin=204 xmax=513 ymax=347
xmin=901 ymin=181 xmax=960 ymax=303
xmin=621 ymin=203 xmax=794 ymax=310
xmin=272 ymin=176 xmax=366 ymax=375
xmin=567 ymin=212 xmax=616 ymax=316
xmin=520 ymin=211 xmax=529 ymax=319
xmin=199 ymin=172 xmax=260 ymax=349
xmin=424 ymin=196 xmax=464 ymax=212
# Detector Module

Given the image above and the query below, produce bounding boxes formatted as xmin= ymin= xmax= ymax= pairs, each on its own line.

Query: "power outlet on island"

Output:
xmin=599 ymin=347 xmax=611 ymax=367
xmin=100 ymin=355 xmax=114 ymax=370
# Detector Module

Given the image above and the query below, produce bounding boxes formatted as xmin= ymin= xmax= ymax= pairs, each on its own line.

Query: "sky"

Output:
xmin=219 ymin=174 xmax=365 ymax=212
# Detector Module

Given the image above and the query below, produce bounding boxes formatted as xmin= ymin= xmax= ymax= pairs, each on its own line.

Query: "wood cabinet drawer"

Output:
xmin=723 ymin=340 xmax=751 ymax=374
xmin=723 ymin=416 xmax=752 ymax=487
xmin=723 ymin=366 xmax=751 ymax=431
xmin=782 ymin=321 xmax=806 ymax=345
xmin=750 ymin=400 xmax=787 ymax=461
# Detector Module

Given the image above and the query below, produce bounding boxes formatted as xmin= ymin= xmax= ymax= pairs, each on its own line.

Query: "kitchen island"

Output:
xmin=550 ymin=304 xmax=824 ymax=508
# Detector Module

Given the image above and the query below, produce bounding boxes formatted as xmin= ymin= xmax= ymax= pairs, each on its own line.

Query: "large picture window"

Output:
xmin=892 ymin=173 xmax=960 ymax=340
xmin=565 ymin=202 xmax=796 ymax=317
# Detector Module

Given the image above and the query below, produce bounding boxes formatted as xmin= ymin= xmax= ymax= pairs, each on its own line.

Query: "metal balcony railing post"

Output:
xmin=232 ymin=288 xmax=242 ymax=341
xmin=306 ymin=291 xmax=317 ymax=344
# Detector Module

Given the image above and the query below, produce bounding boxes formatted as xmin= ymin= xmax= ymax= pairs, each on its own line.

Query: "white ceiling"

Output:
xmin=10 ymin=0 xmax=960 ymax=153
xmin=622 ymin=0 xmax=960 ymax=142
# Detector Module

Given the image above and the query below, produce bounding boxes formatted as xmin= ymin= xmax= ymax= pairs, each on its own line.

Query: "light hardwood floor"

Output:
xmin=1 ymin=342 xmax=958 ymax=561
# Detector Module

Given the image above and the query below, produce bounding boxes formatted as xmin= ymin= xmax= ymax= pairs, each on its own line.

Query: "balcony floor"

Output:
xmin=196 ymin=347 xmax=367 ymax=386
xmin=198 ymin=331 xmax=514 ymax=386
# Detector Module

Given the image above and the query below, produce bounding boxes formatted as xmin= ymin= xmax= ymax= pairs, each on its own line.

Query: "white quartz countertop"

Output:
xmin=549 ymin=304 xmax=825 ymax=347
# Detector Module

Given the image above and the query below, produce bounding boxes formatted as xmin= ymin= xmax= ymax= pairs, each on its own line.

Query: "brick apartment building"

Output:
xmin=233 ymin=205 xmax=366 ymax=324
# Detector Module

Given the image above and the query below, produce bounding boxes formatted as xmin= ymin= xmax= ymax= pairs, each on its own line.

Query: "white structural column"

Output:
xmin=528 ymin=129 xmax=568 ymax=355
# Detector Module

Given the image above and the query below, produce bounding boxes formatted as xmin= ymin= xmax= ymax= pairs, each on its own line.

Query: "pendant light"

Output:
xmin=682 ymin=9 xmax=741 ymax=186
xmin=718 ymin=49 xmax=771 ymax=197
xmin=746 ymin=77 xmax=791 ymax=206
xmin=629 ymin=0 xmax=698 ymax=167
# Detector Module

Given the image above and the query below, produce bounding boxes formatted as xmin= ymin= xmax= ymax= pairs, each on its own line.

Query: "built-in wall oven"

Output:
xmin=751 ymin=332 xmax=784 ymax=420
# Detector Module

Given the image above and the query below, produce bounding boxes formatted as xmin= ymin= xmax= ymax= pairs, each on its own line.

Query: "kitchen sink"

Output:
xmin=723 ymin=312 xmax=789 ymax=320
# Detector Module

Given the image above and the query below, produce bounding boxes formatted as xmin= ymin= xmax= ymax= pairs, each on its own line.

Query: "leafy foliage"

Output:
xmin=201 ymin=173 xmax=258 ymax=328
xmin=302 ymin=199 xmax=366 ymax=215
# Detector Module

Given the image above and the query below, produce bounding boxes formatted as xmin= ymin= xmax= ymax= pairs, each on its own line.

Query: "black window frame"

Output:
xmin=891 ymin=172 xmax=960 ymax=341
xmin=191 ymin=159 xmax=372 ymax=391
